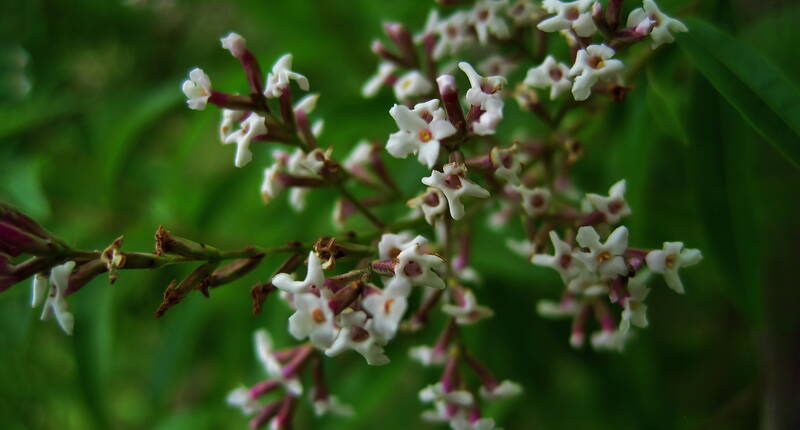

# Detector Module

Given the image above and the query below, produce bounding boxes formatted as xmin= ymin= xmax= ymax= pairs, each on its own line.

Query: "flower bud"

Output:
xmin=155 ymin=225 xmax=218 ymax=259
xmin=206 ymin=253 xmax=265 ymax=287
xmin=327 ymin=281 xmax=363 ymax=315
xmin=0 ymin=221 xmax=60 ymax=257
xmin=0 ymin=202 xmax=53 ymax=240
xmin=154 ymin=262 xmax=219 ymax=317
xmin=437 ymin=74 xmax=466 ymax=133
xmin=383 ymin=22 xmax=417 ymax=66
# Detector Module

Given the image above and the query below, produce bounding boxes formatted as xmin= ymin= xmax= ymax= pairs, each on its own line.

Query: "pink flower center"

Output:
xmin=403 ymin=260 xmax=423 ymax=277
xmin=608 ymin=200 xmax=623 ymax=214
xmin=419 ymin=111 xmax=433 ymax=123
xmin=566 ymin=7 xmax=580 ymax=20
xmin=424 ymin=191 xmax=441 ymax=207
xmin=559 ymin=254 xmax=572 ymax=269
xmin=531 ymin=194 xmax=545 ymax=208
xmin=549 ymin=67 xmax=563 ymax=81
xmin=444 ymin=174 xmax=463 ymax=189
xmin=588 ymin=56 xmax=605 ymax=70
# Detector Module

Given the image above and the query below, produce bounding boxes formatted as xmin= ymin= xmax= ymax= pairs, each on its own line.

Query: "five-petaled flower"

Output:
xmin=442 ymin=287 xmax=494 ymax=325
xmin=390 ymin=235 xmax=448 ymax=289
xmin=363 ymin=286 xmax=409 ymax=342
xmin=422 ymin=162 xmax=490 ymax=220
xmin=645 ymin=241 xmax=702 ymax=294
xmin=627 ymin=0 xmax=688 ymax=49
xmin=517 ymin=186 xmax=551 ymax=217
xmin=420 ymin=10 xmax=475 ymax=60
xmin=386 ymin=101 xmax=457 ymax=168
xmin=524 ymin=55 xmax=573 ymax=100
xmin=532 ymin=231 xmax=583 ymax=285
xmin=568 ymin=44 xmax=624 ymax=101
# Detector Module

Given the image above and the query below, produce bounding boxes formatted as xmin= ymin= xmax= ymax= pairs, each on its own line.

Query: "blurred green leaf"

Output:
xmin=679 ymin=17 xmax=800 ymax=167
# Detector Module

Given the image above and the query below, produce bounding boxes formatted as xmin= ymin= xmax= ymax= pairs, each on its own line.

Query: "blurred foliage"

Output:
xmin=1 ymin=0 xmax=799 ymax=429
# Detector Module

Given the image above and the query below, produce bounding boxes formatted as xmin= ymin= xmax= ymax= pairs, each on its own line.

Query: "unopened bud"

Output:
xmin=154 ymin=262 xmax=219 ymax=317
xmin=206 ymin=253 xmax=265 ymax=287
xmin=437 ymin=74 xmax=466 ymax=132
xmin=155 ymin=225 xmax=218 ymax=259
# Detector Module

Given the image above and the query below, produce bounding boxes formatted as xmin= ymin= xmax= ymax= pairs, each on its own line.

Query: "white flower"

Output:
xmin=391 ymin=236 xmax=447 ymax=289
xmin=181 ymin=67 xmax=212 ymax=110
xmin=480 ymin=380 xmax=522 ymax=400
xmin=590 ymin=329 xmax=628 ymax=351
xmin=412 ymin=188 xmax=448 ymax=226
xmin=524 ymin=55 xmax=572 ymax=100
xmin=362 ymin=62 xmax=396 ymax=98
xmin=490 ymin=146 xmax=521 ymax=185
xmin=536 ymin=299 xmax=579 ymax=318
xmin=220 ymin=32 xmax=247 ymax=58
xmin=272 ymin=251 xmax=325 ymax=294
xmin=517 ymin=186 xmax=551 ymax=217
xmin=507 ymin=0 xmax=543 ymax=26
xmin=452 ymin=417 xmax=500 ymax=430
xmin=34 ymin=261 xmax=76 ymax=335
xmin=532 ymin=231 xmax=584 ymax=284
xmin=325 ymin=310 xmax=390 ymax=366
xmin=422 ymin=163 xmax=490 ymax=220
xmin=223 ymin=113 xmax=267 ymax=167
xmin=470 ymin=0 xmax=511 ymax=45
xmin=386 ymin=101 xmax=456 ymax=168
xmin=362 ymin=288 xmax=408 ymax=342
xmin=260 ymin=151 xmax=288 ymax=204
xmin=505 ymin=237 xmax=536 ymax=258
xmin=293 ymin=93 xmax=319 ymax=115
xmin=419 ymin=383 xmax=474 ymax=406
xmin=393 ymin=71 xmax=434 ymax=101
xmin=288 ymin=188 xmax=309 ymax=212
xmin=586 ymin=179 xmax=631 ymax=224
xmin=422 ymin=10 xmax=475 ymax=60
xmin=421 ymin=401 xmax=462 ymax=423
xmin=574 ymin=226 xmax=629 ymax=278
xmin=458 ymin=62 xmax=506 ymax=135
xmin=478 ymin=55 xmax=518 ymax=78
xmin=620 ymin=282 xmax=650 ymax=334
xmin=409 ymin=346 xmax=447 ymax=367
xmin=442 ymin=288 xmax=493 ymax=325
xmin=378 ymin=232 xmax=415 ymax=260
xmin=219 ymin=109 xmax=246 ymax=142
xmin=568 ymin=44 xmax=624 ymax=101
xmin=537 ymin=0 xmax=597 ymax=37
xmin=645 ymin=242 xmax=702 ymax=294
xmin=288 ymin=290 xmax=338 ymax=349
xmin=343 ymin=140 xmax=373 ymax=172
xmin=264 ymin=54 xmax=309 ymax=98
xmin=627 ymin=0 xmax=688 ymax=49
xmin=254 ymin=329 xmax=302 ymax=395
xmin=312 ymin=392 xmax=354 ymax=417
xmin=227 ymin=386 xmax=259 ymax=416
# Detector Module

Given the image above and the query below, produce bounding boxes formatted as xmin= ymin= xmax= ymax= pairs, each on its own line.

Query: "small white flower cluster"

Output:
xmin=269 ymin=233 xmax=445 ymax=365
xmin=525 ymin=180 xmax=702 ymax=351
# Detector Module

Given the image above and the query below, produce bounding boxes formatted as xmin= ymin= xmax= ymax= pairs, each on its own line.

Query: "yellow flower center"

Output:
xmin=312 ymin=308 xmax=326 ymax=324
xmin=596 ymin=251 xmax=611 ymax=263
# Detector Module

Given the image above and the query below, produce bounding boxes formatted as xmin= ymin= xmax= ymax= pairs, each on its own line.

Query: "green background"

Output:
xmin=1 ymin=0 xmax=799 ymax=429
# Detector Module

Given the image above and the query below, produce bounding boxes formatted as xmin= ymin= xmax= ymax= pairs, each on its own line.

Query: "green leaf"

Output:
xmin=679 ymin=17 xmax=800 ymax=167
